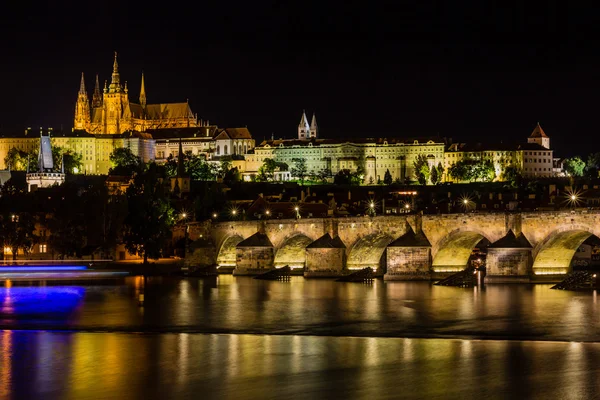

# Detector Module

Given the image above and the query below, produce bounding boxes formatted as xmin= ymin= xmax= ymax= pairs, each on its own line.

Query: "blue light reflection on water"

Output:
xmin=0 ymin=287 xmax=86 ymax=321
xmin=0 ymin=266 xmax=88 ymax=271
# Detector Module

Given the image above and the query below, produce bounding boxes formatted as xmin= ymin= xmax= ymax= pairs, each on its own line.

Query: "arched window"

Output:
xmin=224 ymin=145 xmax=228 ymax=155
xmin=244 ymin=144 xmax=247 ymax=154
xmin=216 ymin=145 xmax=220 ymax=155
xmin=238 ymin=144 xmax=242 ymax=154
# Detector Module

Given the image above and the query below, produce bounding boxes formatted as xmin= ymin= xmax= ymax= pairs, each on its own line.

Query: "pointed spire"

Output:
xmin=124 ymin=81 xmax=128 ymax=93
xmin=79 ymin=72 xmax=86 ymax=94
xmin=298 ymin=110 xmax=310 ymax=139
xmin=177 ymin=137 xmax=185 ymax=177
xmin=310 ymin=111 xmax=318 ymax=138
xmin=110 ymin=51 xmax=121 ymax=91
xmin=92 ymin=74 xmax=102 ymax=107
xmin=298 ymin=109 xmax=309 ymax=127
xmin=139 ymin=71 xmax=147 ymax=107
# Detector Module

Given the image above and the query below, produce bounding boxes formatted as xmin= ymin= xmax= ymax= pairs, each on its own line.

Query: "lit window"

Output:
xmin=39 ymin=244 xmax=47 ymax=253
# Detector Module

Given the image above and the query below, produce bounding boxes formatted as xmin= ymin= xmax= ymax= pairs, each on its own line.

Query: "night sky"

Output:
xmin=0 ymin=2 xmax=597 ymax=157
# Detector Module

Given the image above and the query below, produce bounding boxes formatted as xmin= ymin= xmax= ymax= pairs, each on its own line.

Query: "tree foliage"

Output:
xmin=585 ymin=153 xmax=600 ymax=178
xmin=413 ymin=155 xmax=431 ymax=185
xmin=448 ymin=158 xmax=496 ymax=182
xmin=291 ymin=158 xmax=308 ymax=185
xmin=334 ymin=169 xmax=362 ymax=185
xmin=4 ymin=147 xmax=37 ymax=171
xmin=383 ymin=169 xmax=393 ymax=185
xmin=0 ymin=213 xmax=38 ymax=260
xmin=257 ymin=158 xmax=288 ymax=182
xmin=109 ymin=147 xmax=142 ymax=175
xmin=563 ymin=157 xmax=586 ymax=177
xmin=122 ymin=163 xmax=175 ymax=264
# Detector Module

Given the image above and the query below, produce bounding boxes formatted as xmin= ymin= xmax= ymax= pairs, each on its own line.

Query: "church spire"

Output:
xmin=177 ymin=137 xmax=185 ymax=177
xmin=92 ymin=74 xmax=102 ymax=107
xmin=298 ymin=110 xmax=310 ymax=139
xmin=109 ymin=51 xmax=121 ymax=91
xmin=139 ymin=71 xmax=147 ymax=107
xmin=74 ymin=73 xmax=91 ymax=130
xmin=310 ymin=112 xmax=318 ymax=138
xmin=79 ymin=72 xmax=86 ymax=94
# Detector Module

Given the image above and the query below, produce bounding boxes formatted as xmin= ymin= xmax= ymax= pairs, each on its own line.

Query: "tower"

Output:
xmin=102 ymin=52 xmax=129 ymax=134
xmin=528 ymin=122 xmax=550 ymax=149
xmin=310 ymin=112 xmax=318 ymax=138
xmin=74 ymin=72 xmax=91 ymax=130
xmin=298 ymin=110 xmax=310 ymax=139
xmin=92 ymin=74 xmax=102 ymax=108
xmin=139 ymin=72 xmax=147 ymax=107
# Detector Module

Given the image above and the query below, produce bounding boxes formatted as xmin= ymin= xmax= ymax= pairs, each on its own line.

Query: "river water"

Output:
xmin=2 ymin=276 xmax=600 ymax=399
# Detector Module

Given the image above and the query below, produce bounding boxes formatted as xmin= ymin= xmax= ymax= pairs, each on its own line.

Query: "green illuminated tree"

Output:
xmin=413 ymin=155 xmax=430 ymax=185
xmin=291 ymin=158 xmax=308 ymax=185
xmin=109 ymin=147 xmax=142 ymax=175
xmin=564 ymin=157 xmax=585 ymax=177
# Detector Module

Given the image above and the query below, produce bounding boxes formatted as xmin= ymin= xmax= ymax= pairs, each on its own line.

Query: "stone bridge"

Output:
xmin=185 ymin=211 xmax=600 ymax=282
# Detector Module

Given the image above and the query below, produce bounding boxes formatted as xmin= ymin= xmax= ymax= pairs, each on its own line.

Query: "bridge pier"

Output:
xmin=304 ymin=233 xmax=346 ymax=278
xmin=484 ymin=230 xmax=532 ymax=283
xmin=384 ymin=227 xmax=432 ymax=281
xmin=233 ymin=232 xmax=274 ymax=276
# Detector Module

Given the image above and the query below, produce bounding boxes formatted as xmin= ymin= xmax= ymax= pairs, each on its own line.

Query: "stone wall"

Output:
xmin=485 ymin=248 xmax=532 ymax=283
xmin=234 ymin=247 xmax=274 ymax=275
xmin=305 ymin=248 xmax=345 ymax=278
xmin=385 ymin=247 xmax=431 ymax=281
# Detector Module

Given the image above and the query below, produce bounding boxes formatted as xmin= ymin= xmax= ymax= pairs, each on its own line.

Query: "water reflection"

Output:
xmin=3 ymin=332 xmax=600 ymax=399
xmin=1 ymin=277 xmax=600 ymax=341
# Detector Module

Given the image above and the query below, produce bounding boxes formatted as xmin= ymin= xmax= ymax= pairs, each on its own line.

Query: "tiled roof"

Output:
xmin=145 ymin=103 xmax=194 ymax=120
xmin=149 ymin=126 xmax=217 ymax=139
xmin=530 ymin=123 xmax=548 ymax=138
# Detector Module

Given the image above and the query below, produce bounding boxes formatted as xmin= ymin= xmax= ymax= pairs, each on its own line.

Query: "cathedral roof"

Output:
xmin=145 ymin=103 xmax=194 ymax=120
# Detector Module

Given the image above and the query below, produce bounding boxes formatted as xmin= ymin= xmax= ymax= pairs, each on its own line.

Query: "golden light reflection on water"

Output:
xmin=0 ymin=330 xmax=12 ymax=399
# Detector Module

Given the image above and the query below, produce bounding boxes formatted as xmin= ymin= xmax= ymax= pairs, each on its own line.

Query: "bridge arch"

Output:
xmin=273 ymin=233 xmax=314 ymax=269
xmin=532 ymin=226 xmax=600 ymax=275
xmin=432 ymin=229 xmax=491 ymax=273
xmin=347 ymin=232 xmax=394 ymax=271
xmin=216 ymin=235 xmax=244 ymax=267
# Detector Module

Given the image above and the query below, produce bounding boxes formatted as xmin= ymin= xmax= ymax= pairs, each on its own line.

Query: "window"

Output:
xmin=39 ymin=244 xmax=47 ymax=253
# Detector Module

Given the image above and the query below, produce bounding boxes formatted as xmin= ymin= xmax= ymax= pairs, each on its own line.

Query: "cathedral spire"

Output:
xmin=310 ymin=112 xmax=318 ymax=138
xmin=298 ymin=110 xmax=310 ymax=139
xmin=92 ymin=74 xmax=102 ymax=107
xmin=79 ymin=72 xmax=86 ymax=94
xmin=139 ymin=71 xmax=147 ymax=107
xmin=110 ymin=51 xmax=121 ymax=91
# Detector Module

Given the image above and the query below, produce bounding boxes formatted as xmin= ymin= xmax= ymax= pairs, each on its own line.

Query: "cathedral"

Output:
xmin=74 ymin=53 xmax=199 ymax=134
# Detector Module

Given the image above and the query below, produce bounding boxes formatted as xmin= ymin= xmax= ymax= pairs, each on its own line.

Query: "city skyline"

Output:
xmin=0 ymin=3 xmax=598 ymax=157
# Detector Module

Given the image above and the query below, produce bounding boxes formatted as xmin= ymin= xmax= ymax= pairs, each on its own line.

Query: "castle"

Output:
xmin=74 ymin=52 xmax=198 ymax=134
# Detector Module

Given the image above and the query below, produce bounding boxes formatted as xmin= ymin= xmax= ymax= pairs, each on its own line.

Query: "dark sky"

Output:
xmin=0 ymin=2 xmax=598 ymax=156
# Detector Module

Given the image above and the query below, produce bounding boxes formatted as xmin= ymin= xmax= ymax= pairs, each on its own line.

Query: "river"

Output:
xmin=2 ymin=276 xmax=600 ymax=399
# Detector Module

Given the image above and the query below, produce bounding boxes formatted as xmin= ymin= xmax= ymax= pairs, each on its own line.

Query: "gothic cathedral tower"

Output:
xmin=101 ymin=52 xmax=130 ymax=134
xmin=74 ymin=72 xmax=91 ymax=130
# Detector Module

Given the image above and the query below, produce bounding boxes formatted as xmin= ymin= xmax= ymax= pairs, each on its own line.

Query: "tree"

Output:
xmin=223 ymin=166 xmax=242 ymax=185
xmin=501 ymin=165 xmax=522 ymax=187
xmin=315 ymin=168 xmax=331 ymax=184
xmin=449 ymin=158 xmax=495 ymax=182
xmin=0 ymin=213 xmax=38 ymax=260
xmin=430 ymin=165 xmax=439 ymax=185
xmin=257 ymin=158 xmax=288 ymax=182
xmin=383 ymin=169 xmax=393 ymax=185
xmin=436 ymin=163 xmax=444 ymax=183
xmin=585 ymin=153 xmax=600 ymax=178
xmin=413 ymin=155 xmax=430 ymax=185
xmin=122 ymin=163 xmax=175 ymax=265
xmin=51 ymin=145 xmax=83 ymax=174
xmin=334 ymin=169 xmax=353 ymax=185
xmin=109 ymin=147 xmax=141 ymax=175
xmin=564 ymin=157 xmax=586 ymax=177
xmin=291 ymin=158 xmax=308 ymax=185
xmin=4 ymin=147 xmax=37 ymax=171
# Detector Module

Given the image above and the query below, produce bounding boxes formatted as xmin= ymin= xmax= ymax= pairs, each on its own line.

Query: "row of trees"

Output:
xmin=562 ymin=153 xmax=600 ymax=178
xmin=413 ymin=155 xmax=445 ymax=185
xmin=4 ymin=144 xmax=83 ymax=173
xmin=447 ymin=158 xmax=496 ymax=183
